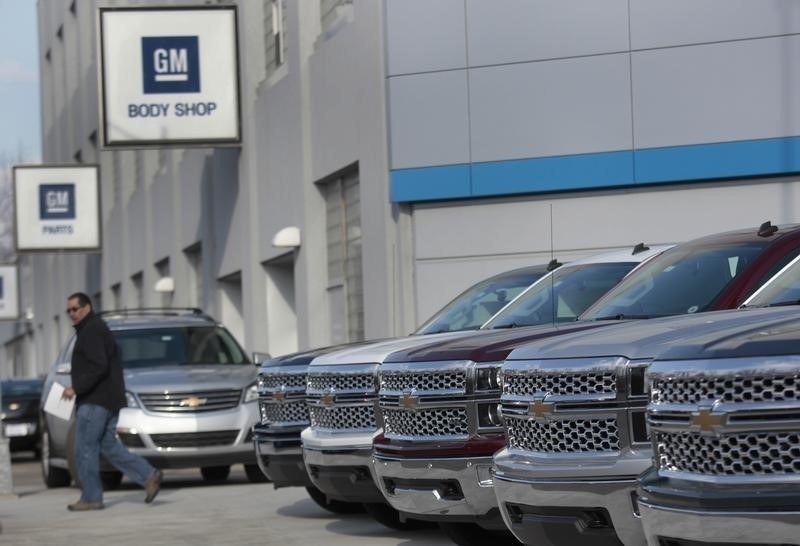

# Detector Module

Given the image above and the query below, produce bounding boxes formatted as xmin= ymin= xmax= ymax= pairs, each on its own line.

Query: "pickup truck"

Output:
xmin=494 ymin=223 xmax=800 ymax=546
xmin=638 ymin=254 xmax=800 ymax=546
xmin=374 ymin=223 xmax=800 ymax=546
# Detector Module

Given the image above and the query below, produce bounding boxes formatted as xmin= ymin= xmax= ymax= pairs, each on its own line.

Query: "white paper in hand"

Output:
xmin=43 ymin=382 xmax=75 ymax=421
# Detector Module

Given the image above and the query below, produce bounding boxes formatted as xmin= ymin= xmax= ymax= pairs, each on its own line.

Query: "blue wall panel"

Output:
xmin=391 ymin=136 xmax=800 ymax=202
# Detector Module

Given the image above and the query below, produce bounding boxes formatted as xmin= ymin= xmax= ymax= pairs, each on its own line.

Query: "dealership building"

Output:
xmin=5 ymin=0 xmax=800 ymax=377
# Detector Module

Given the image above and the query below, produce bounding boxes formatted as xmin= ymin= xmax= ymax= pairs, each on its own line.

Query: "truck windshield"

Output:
xmin=581 ymin=241 xmax=768 ymax=320
xmin=744 ymin=253 xmax=800 ymax=307
xmin=415 ymin=269 xmax=546 ymax=334
xmin=484 ymin=262 xmax=637 ymax=329
xmin=113 ymin=326 xmax=248 ymax=368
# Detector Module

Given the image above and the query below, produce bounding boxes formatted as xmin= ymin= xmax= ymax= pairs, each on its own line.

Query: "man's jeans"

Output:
xmin=75 ymin=403 xmax=155 ymax=503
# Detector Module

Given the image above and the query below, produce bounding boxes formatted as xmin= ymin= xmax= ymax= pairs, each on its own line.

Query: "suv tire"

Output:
xmin=40 ymin=419 xmax=71 ymax=488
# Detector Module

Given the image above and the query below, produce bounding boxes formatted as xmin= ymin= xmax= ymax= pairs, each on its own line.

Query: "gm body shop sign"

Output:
xmin=99 ymin=6 xmax=241 ymax=147
xmin=13 ymin=166 xmax=101 ymax=252
xmin=0 ymin=265 xmax=19 ymax=320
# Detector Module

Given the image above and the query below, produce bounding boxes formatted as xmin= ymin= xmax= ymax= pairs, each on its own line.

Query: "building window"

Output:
xmin=130 ymin=271 xmax=144 ymax=309
xmin=264 ymin=0 xmax=286 ymax=77
xmin=154 ymin=257 xmax=172 ymax=307
xmin=184 ymin=243 xmax=203 ymax=309
xmin=324 ymin=167 xmax=363 ymax=343
xmin=111 ymin=283 xmax=121 ymax=310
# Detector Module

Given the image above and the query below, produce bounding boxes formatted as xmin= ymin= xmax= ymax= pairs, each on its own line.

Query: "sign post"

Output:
xmin=98 ymin=5 xmax=241 ymax=148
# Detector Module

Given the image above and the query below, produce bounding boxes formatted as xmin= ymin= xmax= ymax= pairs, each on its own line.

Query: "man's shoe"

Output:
xmin=67 ymin=500 xmax=104 ymax=511
xmin=144 ymin=469 xmax=163 ymax=503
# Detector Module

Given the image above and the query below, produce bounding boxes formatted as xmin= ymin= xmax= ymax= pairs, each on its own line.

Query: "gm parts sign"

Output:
xmin=99 ymin=6 xmax=240 ymax=147
xmin=0 ymin=265 xmax=19 ymax=320
xmin=13 ymin=166 xmax=101 ymax=252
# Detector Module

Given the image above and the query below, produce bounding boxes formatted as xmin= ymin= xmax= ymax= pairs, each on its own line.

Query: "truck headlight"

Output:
xmin=125 ymin=392 xmax=140 ymax=408
xmin=244 ymin=383 xmax=259 ymax=403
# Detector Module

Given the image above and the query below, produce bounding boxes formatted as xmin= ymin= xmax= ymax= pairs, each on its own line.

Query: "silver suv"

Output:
xmin=40 ymin=308 xmax=263 ymax=488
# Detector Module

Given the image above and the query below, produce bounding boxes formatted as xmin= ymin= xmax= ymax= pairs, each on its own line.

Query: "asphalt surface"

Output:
xmin=1 ymin=451 xmax=453 ymax=545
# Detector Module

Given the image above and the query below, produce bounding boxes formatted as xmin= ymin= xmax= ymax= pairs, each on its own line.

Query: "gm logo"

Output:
xmin=39 ymin=184 xmax=75 ymax=220
xmin=141 ymin=36 xmax=200 ymax=94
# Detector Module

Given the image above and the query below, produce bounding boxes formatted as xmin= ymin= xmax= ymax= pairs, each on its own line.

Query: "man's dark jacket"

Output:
xmin=71 ymin=312 xmax=126 ymax=412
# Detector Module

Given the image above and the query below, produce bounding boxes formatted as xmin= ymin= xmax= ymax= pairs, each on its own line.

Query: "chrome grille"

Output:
xmin=149 ymin=430 xmax=238 ymax=448
xmin=506 ymin=416 xmax=619 ymax=453
xmin=309 ymin=405 xmax=376 ymax=431
xmin=307 ymin=374 xmax=374 ymax=393
xmin=381 ymin=371 xmax=466 ymax=392
xmin=382 ymin=407 xmax=469 ymax=440
xmin=258 ymin=373 xmax=306 ymax=390
xmin=653 ymin=375 xmax=800 ymax=405
xmin=503 ymin=372 xmax=617 ymax=397
xmin=138 ymin=389 xmax=241 ymax=413
xmin=259 ymin=401 xmax=308 ymax=424
xmin=656 ymin=431 xmax=800 ymax=476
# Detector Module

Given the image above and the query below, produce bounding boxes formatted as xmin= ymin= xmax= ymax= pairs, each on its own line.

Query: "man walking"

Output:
xmin=61 ymin=292 xmax=162 ymax=511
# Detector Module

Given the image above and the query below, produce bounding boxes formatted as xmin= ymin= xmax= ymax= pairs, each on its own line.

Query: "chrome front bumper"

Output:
xmin=494 ymin=472 xmax=644 ymax=546
xmin=639 ymin=500 xmax=800 ymax=546
xmin=116 ymin=403 xmax=259 ymax=468
xmin=372 ymin=454 xmax=499 ymax=522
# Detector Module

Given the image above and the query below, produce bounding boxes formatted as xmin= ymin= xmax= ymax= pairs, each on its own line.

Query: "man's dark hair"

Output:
xmin=68 ymin=292 xmax=92 ymax=309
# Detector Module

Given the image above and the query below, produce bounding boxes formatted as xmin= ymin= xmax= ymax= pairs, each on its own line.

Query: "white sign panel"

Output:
xmin=99 ymin=6 xmax=241 ymax=147
xmin=13 ymin=165 xmax=101 ymax=252
xmin=0 ymin=265 xmax=19 ymax=320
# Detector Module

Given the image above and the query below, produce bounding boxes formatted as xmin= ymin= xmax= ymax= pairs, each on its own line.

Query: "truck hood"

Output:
xmin=654 ymin=308 xmax=800 ymax=361
xmin=309 ymin=331 xmax=473 ymax=366
xmin=124 ymin=365 xmax=257 ymax=392
xmin=507 ymin=307 xmax=800 ymax=362
xmin=257 ymin=339 xmax=387 ymax=374
xmin=382 ymin=321 xmax=618 ymax=363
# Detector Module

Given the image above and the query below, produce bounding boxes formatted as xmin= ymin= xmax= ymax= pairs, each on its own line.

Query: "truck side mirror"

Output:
xmin=252 ymin=352 xmax=271 ymax=366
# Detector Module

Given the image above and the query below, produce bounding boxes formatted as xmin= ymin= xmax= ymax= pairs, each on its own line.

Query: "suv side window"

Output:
xmin=744 ymin=247 xmax=800 ymax=301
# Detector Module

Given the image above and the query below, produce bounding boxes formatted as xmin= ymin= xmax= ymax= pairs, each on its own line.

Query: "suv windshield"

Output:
xmin=415 ymin=269 xmax=546 ymax=334
xmin=581 ymin=241 xmax=768 ymax=320
xmin=745 ymin=254 xmax=800 ymax=307
xmin=484 ymin=262 xmax=637 ymax=329
xmin=113 ymin=326 xmax=247 ymax=368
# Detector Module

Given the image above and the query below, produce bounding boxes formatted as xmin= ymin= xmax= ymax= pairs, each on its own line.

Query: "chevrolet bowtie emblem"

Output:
xmin=273 ymin=391 xmax=287 ymax=402
xmin=691 ymin=406 xmax=726 ymax=433
xmin=528 ymin=398 xmax=554 ymax=418
xmin=399 ymin=391 xmax=419 ymax=410
xmin=320 ymin=393 xmax=336 ymax=408
xmin=179 ymin=396 xmax=207 ymax=408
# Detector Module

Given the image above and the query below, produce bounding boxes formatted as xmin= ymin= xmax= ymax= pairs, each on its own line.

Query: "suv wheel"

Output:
xmin=200 ymin=465 xmax=230 ymax=482
xmin=243 ymin=464 xmax=269 ymax=483
xmin=438 ymin=522 xmax=522 ymax=546
xmin=362 ymin=502 xmax=434 ymax=530
xmin=40 ymin=421 xmax=71 ymax=488
xmin=304 ymin=486 xmax=364 ymax=514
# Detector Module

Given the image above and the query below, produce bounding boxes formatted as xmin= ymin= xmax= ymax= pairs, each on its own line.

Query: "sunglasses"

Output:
xmin=66 ymin=305 xmax=84 ymax=315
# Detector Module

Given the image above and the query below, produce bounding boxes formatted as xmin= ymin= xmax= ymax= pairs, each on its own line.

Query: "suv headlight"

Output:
xmin=243 ymin=383 xmax=259 ymax=403
xmin=476 ymin=365 xmax=502 ymax=391
xmin=125 ymin=392 xmax=140 ymax=408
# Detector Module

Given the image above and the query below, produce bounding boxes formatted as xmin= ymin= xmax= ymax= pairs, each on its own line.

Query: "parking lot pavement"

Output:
xmin=1 ymin=453 xmax=452 ymax=546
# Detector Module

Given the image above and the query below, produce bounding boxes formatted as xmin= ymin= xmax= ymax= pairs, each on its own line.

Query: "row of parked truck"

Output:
xmin=252 ymin=221 xmax=800 ymax=546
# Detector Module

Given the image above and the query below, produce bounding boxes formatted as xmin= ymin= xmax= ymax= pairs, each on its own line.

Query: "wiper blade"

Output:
xmin=592 ymin=314 xmax=656 ymax=321
xmin=490 ymin=323 xmax=520 ymax=329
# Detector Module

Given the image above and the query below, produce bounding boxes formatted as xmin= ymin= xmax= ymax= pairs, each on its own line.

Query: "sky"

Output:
xmin=0 ymin=0 xmax=41 ymax=162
